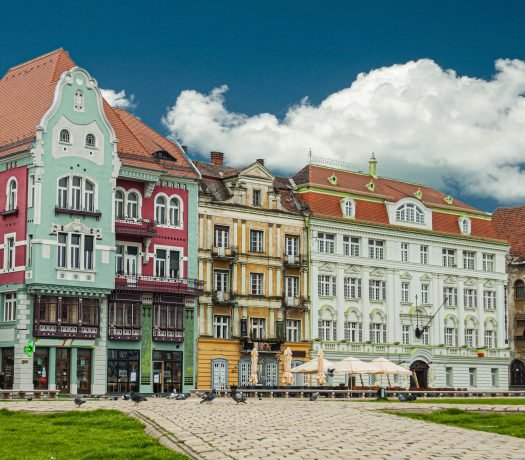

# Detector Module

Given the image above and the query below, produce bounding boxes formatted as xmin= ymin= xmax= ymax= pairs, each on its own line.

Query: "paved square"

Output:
xmin=2 ymin=398 xmax=525 ymax=459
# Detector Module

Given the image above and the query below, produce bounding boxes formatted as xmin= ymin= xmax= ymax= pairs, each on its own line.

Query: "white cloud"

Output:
xmin=101 ymin=88 xmax=136 ymax=110
xmin=162 ymin=59 xmax=525 ymax=203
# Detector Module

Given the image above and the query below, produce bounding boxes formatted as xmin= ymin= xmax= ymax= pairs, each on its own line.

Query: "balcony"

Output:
xmin=211 ymin=246 xmax=238 ymax=261
xmin=283 ymin=295 xmax=309 ymax=311
xmin=153 ymin=327 xmax=184 ymax=342
xmin=55 ymin=205 xmax=101 ymax=220
xmin=115 ymin=218 xmax=156 ymax=238
xmin=34 ymin=322 xmax=99 ymax=339
xmin=108 ymin=326 xmax=141 ymax=341
xmin=115 ymin=274 xmax=203 ymax=296
xmin=212 ymin=290 xmax=236 ymax=305
xmin=283 ymin=253 xmax=307 ymax=268
xmin=240 ymin=319 xmax=285 ymax=350
xmin=0 ymin=208 xmax=18 ymax=218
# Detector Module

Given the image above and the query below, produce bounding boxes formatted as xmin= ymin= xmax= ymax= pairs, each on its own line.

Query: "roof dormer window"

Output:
xmin=459 ymin=216 xmax=471 ymax=235
xmin=396 ymin=203 xmax=424 ymax=224
xmin=341 ymin=198 xmax=355 ymax=218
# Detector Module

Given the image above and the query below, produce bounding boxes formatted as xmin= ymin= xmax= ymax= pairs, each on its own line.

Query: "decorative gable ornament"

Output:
xmin=400 ymin=271 xmax=413 ymax=280
xmin=319 ymin=263 xmax=336 ymax=273
xmin=369 ymin=268 xmax=385 ymax=278
xmin=413 ymin=188 xmax=423 ymax=200
xmin=464 ymin=277 xmax=476 ymax=287
xmin=443 ymin=275 xmax=457 ymax=285
xmin=420 ymin=273 xmax=432 ymax=282
xmin=344 ymin=265 xmax=361 ymax=275
xmin=444 ymin=195 xmax=454 ymax=205
xmin=483 ymin=280 xmax=496 ymax=289
xmin=366 ymin=180 xmax=375 ymax=192
xmin=51 ymin=219 xmax=102 ymax=240
xmin=328 ymin=174 xmax=338 ymax=185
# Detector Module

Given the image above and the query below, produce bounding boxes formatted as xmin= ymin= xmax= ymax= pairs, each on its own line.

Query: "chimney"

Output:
xmin=181 ymin=145 xmax=188 ymax=153
xmin=368 ymin=153 xmax=377 ymax=178
xmin=210 ymin=151 xmax=224 ymax=166
xmin=256 ymin=159 xmax=265 ymax=166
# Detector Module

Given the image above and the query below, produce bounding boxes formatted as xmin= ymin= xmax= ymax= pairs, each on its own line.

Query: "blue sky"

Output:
xmin=2 ymin=0 xmax=525 ymax=211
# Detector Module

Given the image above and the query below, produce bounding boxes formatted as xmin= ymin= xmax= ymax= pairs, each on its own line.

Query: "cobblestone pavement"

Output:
xmin=2 ymin=398 xmax=525 ymax=459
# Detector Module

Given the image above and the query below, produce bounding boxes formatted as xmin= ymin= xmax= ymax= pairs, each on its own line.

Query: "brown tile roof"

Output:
xmin=492 ymin=206 xmax=525 ymax=261
xmin=193 ymin=160 xmax=241 ymax=179
xmin=0 ymin=49 xmax=198 ymax=179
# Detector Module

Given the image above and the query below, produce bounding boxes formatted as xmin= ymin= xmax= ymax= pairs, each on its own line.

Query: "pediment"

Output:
xmin=344 ymin=265 xmax=361 ymax=275
xmin=239 ymin=163 xmax=274 ymax=182
xmin=464 ymin=277 xmax=476 ymax=287
xmin=443 ymin=275 xmax=457 ymax=285
xmin=484 ymin=280 xmax=496 ymax=289
xmin=420 ymin=273 xmax=432 ymax=282
xmin=400 ymin=271 xmax=413 ymax=280
xmin=369 ymin=268 xmax=385 ymax=278
xmin=319 ymin=263 xmax=336 ymax=273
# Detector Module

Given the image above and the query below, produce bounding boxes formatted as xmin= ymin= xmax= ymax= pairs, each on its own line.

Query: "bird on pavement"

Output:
xmin=122 ymin=393 xmax=131 ymax=401
xmin=74 ymin=397 xmax=86 ymax=407
xmin=397 ymin=393 xmax=407 ymax=402
xmin=26 ymin=396 xmax=33 ymax=402
xmin=231 ymin=387 xmax=247 ymax=404
xmin=167 ymin=392 xmax=177 ymax=399
xmin=309 ymin=392 xmax=319 ymax=401
xmin=110 ymin=396 xmax=118 ymax=401
xmin=176 ymin=393 xmax=190 ymax=400
xmin=131 ymin=393 xmax=147 ymax=406
xmin=200 ymin=389 xmax=216 ymax=404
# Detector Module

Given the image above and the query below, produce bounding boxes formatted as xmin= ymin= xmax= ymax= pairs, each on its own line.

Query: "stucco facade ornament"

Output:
xmin=51 ymin=219 xmax=102 ymax=239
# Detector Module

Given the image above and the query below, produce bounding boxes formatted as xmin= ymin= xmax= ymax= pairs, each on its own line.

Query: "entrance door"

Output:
xmin=511 ymin=360 xmax=525 ymax=386
xmin=410 ymin=360 xmax=429 ymax=388
xmin=56 ymin=348 xmax=71 ymax=393
xmin=153 ymin=361 xmax=164 ymax=393
xmin=77 ymin=349 xmax=92 ymax=394
xmin=1 ymin=348 xmax=14 ymax=389
xmin=33 ymin=348 xmax=49 ymax=390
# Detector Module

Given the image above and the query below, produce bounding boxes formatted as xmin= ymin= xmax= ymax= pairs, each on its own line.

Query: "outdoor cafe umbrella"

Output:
xmin=317 ymin=349 xmax=327 ymax=386
xmin=291 ymin=351 xmax=335 ymax=386
xmin=370 ymin=357 xmax=412 ymax=388
xmin=248 ymin=347 xmax=259 ymax=385
xmin=333 ymin=356 xmax=381 ymax=389
xmin=281 ymin=347 xmax=294 ymax=385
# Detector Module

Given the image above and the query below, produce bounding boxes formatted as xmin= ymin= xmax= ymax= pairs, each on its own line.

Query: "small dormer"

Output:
xmin=340 ymin=198 xmax=356 ymax=218
xmin=458 ymin=216 xmax=471 ymax=235
xmin=385 ymin=197 xmax=432 ymax=230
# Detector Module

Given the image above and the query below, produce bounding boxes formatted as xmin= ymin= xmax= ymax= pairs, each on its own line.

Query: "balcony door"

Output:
xmin=125 ymin=247 xmax=139 ymax=275
xmin=55 ymin=348 xmax=70 ymax=393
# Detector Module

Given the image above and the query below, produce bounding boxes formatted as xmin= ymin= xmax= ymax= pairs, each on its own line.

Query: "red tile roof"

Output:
xmin=492 ymin=206 xmax=525 ymax=261
xmin=0 ymin=49 xmax=198 ymax=179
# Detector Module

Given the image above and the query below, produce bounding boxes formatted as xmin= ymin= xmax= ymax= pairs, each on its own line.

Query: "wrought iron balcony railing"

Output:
xmin=114 ymin=274 xmax=203 ymax=296
xmin=55 ymin=205 xmax=102 ymax=219
xmin=153 ymin=327 xmax=184 ymax=342
xmin=108 ymin=326 xmax=142 ymax=341
xmin=211 ymin=246 xmax=238 ymax=260
xmin=283 ymin=295 xmax=309 ymax=311
xmin=34 ymin=321 xmax=100 ymax=339
xmin=283 ymin=253 xmax=307 ymax=268
xmin=115 ymin=218 xmax=157 ymax=237
xmin=0 ymin=208 xmax=18 ymax=217
xmin=212 ymin=290 xmax=236 ymax=304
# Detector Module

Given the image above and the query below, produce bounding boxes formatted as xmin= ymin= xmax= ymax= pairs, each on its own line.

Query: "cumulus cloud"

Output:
xmin=101 ymin=88 xmax=136 ymax=110
xmin=162 ymin=59 xmax=525 ymax=203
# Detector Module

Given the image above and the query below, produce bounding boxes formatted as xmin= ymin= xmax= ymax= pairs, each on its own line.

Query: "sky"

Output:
xmin=2 ymin=0 xmax=525 ymax=212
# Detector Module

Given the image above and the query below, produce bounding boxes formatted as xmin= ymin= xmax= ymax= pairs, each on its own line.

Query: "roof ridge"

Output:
xmin=6 ymin=48 xmax=66 ymax=72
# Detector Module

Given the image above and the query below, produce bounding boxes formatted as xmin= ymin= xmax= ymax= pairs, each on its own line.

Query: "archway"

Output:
xmin=410 ymin=360 xmax=429 ymax=388
xmin=510 ymin=360 xmax=525 ymax=387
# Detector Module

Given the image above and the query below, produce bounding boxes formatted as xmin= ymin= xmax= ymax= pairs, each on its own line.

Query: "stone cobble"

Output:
xmin=1 ymin=398 xmax=525 ymax=459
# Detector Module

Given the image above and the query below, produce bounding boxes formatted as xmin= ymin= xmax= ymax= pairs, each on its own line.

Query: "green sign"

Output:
xmin=24 ymin=341 xmax=36 ymax=358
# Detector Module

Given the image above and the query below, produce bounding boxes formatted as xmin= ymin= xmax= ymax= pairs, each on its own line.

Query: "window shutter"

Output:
xmin=369 ymin=281 xmax=373 ymax=300
xmin=382 ymin=281 xmax=386 ymax=301
xmin=332 ymin=277 xmax=336 ymax=296
xmin=358 ymin=279 xmax=362 ymax=298
xmin=318 ymin=320 xmax=322 ymax=339
xmin=359 ymin=324 xmax=363 ymax=342
xmin=383 ymin=324 xmax=387 ymax=343
xmin=332 ymin=321 xmax=337 ymax=341
xmin=369 ymin=323 xmax=373 ymax=342
xmin=318 ymin=276 xmax=322 ymax=295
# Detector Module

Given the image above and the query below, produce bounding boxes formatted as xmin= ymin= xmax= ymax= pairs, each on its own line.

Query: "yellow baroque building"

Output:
xmin=194 ymin=153 xmax=311 ymax=389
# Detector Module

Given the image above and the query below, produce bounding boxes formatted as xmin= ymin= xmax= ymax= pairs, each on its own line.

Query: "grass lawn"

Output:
xmin=341 ymin=398 xmax=525 ymax=405
xmin=390 ymin=408 xmax=525 ymax=439
xmin=0 ymin=408 xmax=187 ymax=460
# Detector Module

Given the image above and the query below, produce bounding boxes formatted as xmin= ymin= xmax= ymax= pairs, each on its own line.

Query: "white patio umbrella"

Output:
xmin=281 ymin=347 xmax=294 ymax=385
xmin=291 ymin=351 xmax=335 ymax=386
xmin=317 ymin=349 xmax=326 ymax=386
xmin=248 ymin=348 xmax=259 ymax=385
xmin=333 ymin=356 xmax=381 ymax=389
xmin=370 ymin=357 xmax=412 ymax=388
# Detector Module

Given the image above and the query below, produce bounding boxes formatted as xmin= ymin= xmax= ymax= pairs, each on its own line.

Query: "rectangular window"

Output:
xmin=484 ymin=330 xmax=495 ymax=348
xmin=344 ymin=322 xmax=362 ymax=342
xmin=115 ymin=245 xmax=124 ymax=274
xmin=368 ymin=239 xmax=384 ymax=260
xmin=401 ymin=243 xmax=408 ymax=262
xmin=252 ymin=189 xmax=261 ymax=206
xmin=421 ymin=284 xmax=429 ymax=304
xmin=464 ymin=289 xmax=477 ymax=309
xmin=422 ymin=328 xmax=429 ymax=345
xmin=250 ymin=273 xmax=263 ymax=295
xmin=442 ymin=249 xmax=456 ymax=267
xmin=285 ymin=276 xmax=299 ymax=298
xmin=155 ymin=249 xmax=167 ymax=278
xmin=445 ymin=367 xmax=453 ymax=387
xmin=214 ymin=270 xmax=230 ymax=293
xmin=250 ymin=318 xmax=266 ymax=339
xmin=286 ymin=319 xmax=300 ymax=342
xmin=58 ymin=177 xmax=68 ymax=208
xmin=84 ymin=236 xmax=94 ymax=270
xmin=463 ymin=251 xmax=475 ymax=270
xmin=214 ymin=226 xmax=229 ymax=248
xmin=213 ymin=315 xmax=230 ymax=339
xmin=370 ymin=323 xmax=386 ymax=343
xmin=469 ymin=368 xmax=477 ymax=387
xmin=443 ymin=287 xmax=458 ymax=307
xmin=465 ymin=329 xmax=476 ymax=347
xmin=72 ymin=176 xmax=82 ymax=210
xmin=57 ymin=233 xmax=67 ymax=268
xmin=491 ymin=368 xmax=498 ymax=387
xmin=3 ymin=293 xmax=16 ymax=322
xmin=420 ymin=245 xmax=429 ymax=264
xmin=482 ymin=253 xmax=495 ymax=272
xmin=318 ymin=320 xmax=336 ymax=341
xmin=369 ymin=280 xmax=386 ymax=301
xmin=168 ymin=250 xmax=180 ymax=278
xmin=318 ymin=275 xmax=336 ymax=297
xmin=483 ymin=290 xmax=496 ymax=310
xmin=27 ymin=234 xmax=33 ymax=266
xmin=250 ymin=230 xmax=264 ymax=252
xmin=344 ymin=277 xmax=361 ymax=299
xmin=6 ymin=237 xmax=15 ymax=269
xmin=70 ymin=234 xmax=80 ymax=269
xmin=402 ymin=325 xmax=411 ymax=345
xmin=28 ymin=174 xmax=35 ymax=208
xmin=318 ymin=233 xmax=335 ymax=254
xmin=285 ymin=235 xmax=299 ymax=256
xmin=343 ymin=236 xmax=360 ymax=257
xmin=401 ymin=282 xmax=410 ymax=303
xmin=445 ymin=327 xmax=458 ymax=347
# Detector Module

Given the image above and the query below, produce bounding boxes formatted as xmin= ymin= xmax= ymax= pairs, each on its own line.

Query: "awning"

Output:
xmin=514 ymin=326 xmax=525 ymax=338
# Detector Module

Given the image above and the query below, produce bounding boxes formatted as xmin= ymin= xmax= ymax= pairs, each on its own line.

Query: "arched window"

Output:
xmin=169 ymin=197 xmax=180 ymax=226
xmin=396 ymin=203 xmax=425 ymax=224
xmin=85 ymin=134 xmax=96 ymax=148
xmin=515 ymin=280 xmax=525 ymax=300
xmin=59 ymin=129 xmax=71 ymax=143
xmin=459 ymin=217 xmax=471 ymax=234
xmin=6 ymin=179 xmax=17 ymax=210
xmin=155 ymin=196 xmax=166 ymax=224
xmin=74 ymin=89 xmax=84 ymax=111
xmin=127 ymin=192 xmax=139 ymax=219
xmin=58 ymin=177 xmax=69 ymax=208
xmin=344 ymin=200 xmax=353 ymax=217
xmin=84 ymin=180 xmax=95 ymax=212
xmin=114 ymin=190 xmax=124 ymax=219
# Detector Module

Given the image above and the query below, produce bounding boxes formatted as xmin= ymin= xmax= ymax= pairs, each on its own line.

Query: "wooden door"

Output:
xmin=56 ymin=348 xmax=70 ymax=393
xmin=77 ymin=349 xmax=92 ymax=394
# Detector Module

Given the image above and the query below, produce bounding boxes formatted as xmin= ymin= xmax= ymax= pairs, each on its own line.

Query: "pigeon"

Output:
xmin=397 ymin=393 xmax=407 ymax=402
xmin=122 ymin=394 xmax=131 ymax=401
xmin=258 ymin=392 xmax=262 ymax=401
xmin=109 ymin=396 xmax=118 ymax=401
xmin=195 ymin=391 xmax=205 ymax=398
xmin=167 ymin=392 xmax=177 ymax=400
xmin=131 ymin=393 xmax=147 ymax=405
xmin=26 ymin=396 xmax=33 ymax=402
xmin=74 ymin=397 xmax=86 ymax=407
xmin=176 ymin=393 xmax=190 ymax=400
xmin=200 ymin=389 xmax=216 ymax=404
xmin=309 ymin=392 xmax=319 ymax=401
xmin=231 ymin=388 xmax=247 ymax=404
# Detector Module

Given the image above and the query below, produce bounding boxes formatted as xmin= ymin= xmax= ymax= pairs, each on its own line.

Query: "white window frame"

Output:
xmin=464 ymin=328 xmax=476 ymax=347
xmin=421 ymin=284 xmax=430 ymax=304
xmin=85 ymin=133 xmax=96 ymax=148
xmin=3 ymin=293 xmax=16 ymax=322
xmin=286 ymin=319 xmax=300 ymax=342
xmin=28 ymin=174 xmax=35 ymax=208
xmin=464 ymin=289 xmax=477 ymax=309
xmin=459 ymin=217 xmax=471 ymax=234
xmin=344 ymin=277 xmax=361 ymax=299
xmin=445 ymin=327 xmax=458 ymax=347
xmin=154 ymin=245 xmax=183 ymax=279
xmin=318 ymin=233 xmax=335 ymax=254
xmin=368 ymin=239 xmax=384 ymax=259
xmin=420 ymin=245 xmax=429 ymax=264
xmin=483 ymin=290 xmax=496 ymax=310
xmin=396 ymin=203 xmax=425 ymax=224
xmin=463 ymin=251 xmax=475 ymax=270
xmin=285 ymin=276 xmax=300 ymax=298
xmin=250 ymin=273 xmax=264 ymax=295
xmin=341 ymin=198 xmax=355 ymax=218
xmin=250 ymin=230 xmax=264 ymax=253
xmin=401 ymin=282 xmax=410 ymax=303
xmin=115 ymin=242 xmax=142 ymax=276
xmin=318 ymin=275 xmax=336 ymax=297
xmin=213 ymin=315 xmax=230 ymax=339
xmin=285 ymin=235 xmax=299 ymax=256
xmin=402 ymin=325 xmax=411 ymax=345
xmin=59 ymin=128 xmax=71 ymax=144
xmin=6 ymin=177 xmax=17 ymax=211
xmin=56 ymin=233 xmax=96 ymax=271
xmin=400 ymin=243 xmax=408 ymax=262
xmin=370 ymin=323 xmax=386 ymax=343
xmin=214 ymin=270 xmax=230 ymax=293
xmin=343 ymin=236 xmax=360 ymax=257
xmin=443 ymin=287 xmax=458 ymax=306
xmin=344 ymin=321 xmax=362 ymax=342
xmin=318 ymin=319 xmax=335 ymax=341
xmin=56 ymin=175 xmax=98 ymax=212
xmin=250 ymin=317 xmax=266 ymax=339
xmin=442 ymin=249 xmax=456 ymax=267
xmin=369 ymin=279 xmax=386 ymax=301
xmin=482 ymin=253 xmax=495 ymax=272
xmin=214 ymin=226 xmax=230 ymax=248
